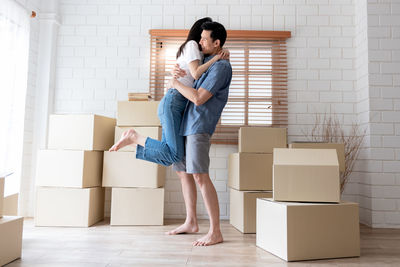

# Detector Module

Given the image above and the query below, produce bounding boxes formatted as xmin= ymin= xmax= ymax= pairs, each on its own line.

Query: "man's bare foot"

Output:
xmin=109 ymin=129 xmax=138 ymax=152
xmin=192 ymin=230 xmax=223 ymax=246
xmin=166 ymin=222 xmax=199 ymax=235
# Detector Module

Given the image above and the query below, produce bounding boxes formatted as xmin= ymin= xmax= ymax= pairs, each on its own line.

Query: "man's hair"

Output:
xmin=201 ymin=21 xmax=227 ymax=47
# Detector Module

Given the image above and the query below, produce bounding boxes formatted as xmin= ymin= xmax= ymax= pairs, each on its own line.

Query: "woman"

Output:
xmin=109 ymin=17 xmax=229 ymax=166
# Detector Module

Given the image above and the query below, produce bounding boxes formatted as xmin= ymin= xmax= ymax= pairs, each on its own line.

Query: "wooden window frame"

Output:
xmin=149 ymin=29 xmax=291 ymax=145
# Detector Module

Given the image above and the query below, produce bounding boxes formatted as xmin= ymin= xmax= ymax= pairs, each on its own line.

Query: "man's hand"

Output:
xmin=171 ymin=64 xmax=186 ymax=79
xmin=167 ymin=77 xmax=176 ymax=90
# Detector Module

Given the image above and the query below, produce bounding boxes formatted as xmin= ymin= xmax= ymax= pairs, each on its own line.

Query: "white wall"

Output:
xmin=16 ymin=0 xmax=42 ymax=216
xmin=51 ymin=0 xmax=359 ymax=221
xmin=19 ymin=0 xmax=400 ymax=227
xmin=360 ymin=0 xmax=400 ymax=228
xmin=354 ymin=0 xmax=370 ymax=225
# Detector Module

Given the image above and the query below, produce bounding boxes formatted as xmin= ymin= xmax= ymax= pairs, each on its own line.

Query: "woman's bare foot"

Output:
xmin=109 ymin=129 xmax=138 ymax=152
xmin=192 ymin=230 xmax=223 ymax=246
xmin=166 ymin=222 xmax=199 ymax=235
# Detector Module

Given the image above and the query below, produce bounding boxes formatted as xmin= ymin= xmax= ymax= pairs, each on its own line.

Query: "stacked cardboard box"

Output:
xmin=103 ymin=101 xmax=165 ymax=226
xmin=0 ymin=175 xmax=4 ymax=218
xmin=272 ymin=148 xmax=340 ymax=203
xmin=228 ymin=127 xmax=287 ymax=233
xmin=3 ymin=193 xmax=19 ymax=216
xmin=35 ymin=114 xmax=115 ymax=227
xmin=0 ymin=174 xmax=23 ymax=266
xmin=256 ymin=146 xmax=360 ymax=261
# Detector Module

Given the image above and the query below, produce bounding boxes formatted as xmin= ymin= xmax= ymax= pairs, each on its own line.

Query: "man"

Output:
xmin=166 ymin=21 xmax=232 ymax=247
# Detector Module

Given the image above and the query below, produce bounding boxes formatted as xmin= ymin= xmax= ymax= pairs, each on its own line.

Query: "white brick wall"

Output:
xmin=51 ymin=0 xmax=361 ymax=221
xmin=365 ymin=0 xmax=400 ymax=228
xmin=354 ymin=0 xmax=370 ymax=226
xmin=18 ymin=0 xmax=399 ymax=226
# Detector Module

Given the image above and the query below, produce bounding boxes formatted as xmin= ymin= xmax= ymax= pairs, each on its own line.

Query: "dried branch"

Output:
xmin=304 ymin=113 xmax=366 ymax=194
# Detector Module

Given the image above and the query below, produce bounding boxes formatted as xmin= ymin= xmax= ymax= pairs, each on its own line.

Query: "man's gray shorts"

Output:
xmin=173 ymin=133 xmax=211 ymax=174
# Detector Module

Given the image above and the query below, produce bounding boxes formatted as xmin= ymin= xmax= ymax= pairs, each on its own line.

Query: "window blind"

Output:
xmin=149 ymin=30 xmax=291 ymax=144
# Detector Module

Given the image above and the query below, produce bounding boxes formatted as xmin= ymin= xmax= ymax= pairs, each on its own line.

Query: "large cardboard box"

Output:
xmin=228 ymin=153 xmax=272 ymax=191
xmin=102 ymin=151 xmax=165 ymax=188
xmin=0 ymin=176 xmax=4 ymax=218
xmin=3 ymin=193 xmax=18 ymax=216
xmin=273 ymin=148 xmax=340 ymax=203
xmin=36 ymin=150 xmax=103 ymax=188
xmin=289 ymin=142 xmax=345 ymax=172
xmin=35 ymin=187 xmax=104 ymax=227
xmin=117 ymin=101 xmax=161 ymax=126
xmin=47 ymin=114 xmax=116 ymax=151
xmin=114 ymin=126 xmax=161 ymax=152
xmin=0 ymin=216 xmax=23 ymax=266
xmin=239 ymin=127 xmax=287 ymax=153
xmin=229 ymin=188 xmax=272 ymax=233
xmin=256 ymin=198 xmax=360 ymax=261
xmin=111 ymin=187 xmax=164 ymax=225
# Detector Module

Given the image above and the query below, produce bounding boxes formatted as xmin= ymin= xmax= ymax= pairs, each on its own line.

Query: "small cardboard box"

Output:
xmin=35 ymin=187 xmax=104 ymax=227
xmin=0 ymin=177 xmax=4 ymax=218
xmin=36 ymin=150 xmax=103 ymax=188
xmin=239 ymin=127 xmax=287 ymax=153
xmin=114 ymin=126 xmax=161 ymax=152
xmin=3 ymin=193 xmax=18 ymax=216
xmin=0 ymin=216 xmax=23 ymax=266
xmin=229 ymin=188 xmax=272 ymax=233
xmin=102 ymin=151 xmax=165 ymax=188
xmin=117 ymin=101 xmax=161 ymax=126
xmin=289 ymin=142 xmax=345 ymax=172
xmin=48 ymin=114 xmax=116 ymax=151
xmin=111 ymin=187 xmax=164 ymax=226
xmin=228 ymin=153 xmax=272 ymax=191
xmin=256 ymin=198 xmax=360 ymax=261
xmin=273 ymin=148 xmax=340 ymax=203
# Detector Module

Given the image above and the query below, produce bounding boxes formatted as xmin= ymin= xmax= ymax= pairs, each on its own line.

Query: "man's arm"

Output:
xmin=168 ymin=78 xmax=212 ymax=106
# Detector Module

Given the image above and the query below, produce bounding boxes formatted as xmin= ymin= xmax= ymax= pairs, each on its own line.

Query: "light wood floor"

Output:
xmin=6 ymin=218 xmax=400 ymax=266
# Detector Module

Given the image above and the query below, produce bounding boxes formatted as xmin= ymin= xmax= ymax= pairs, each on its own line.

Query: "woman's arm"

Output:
xmin=188 ymin=49 xmax=230 ymax=80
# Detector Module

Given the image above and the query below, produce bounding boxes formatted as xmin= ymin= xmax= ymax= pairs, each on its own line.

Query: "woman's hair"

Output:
xmin=176 ymin=17 xmax=212 ymax=59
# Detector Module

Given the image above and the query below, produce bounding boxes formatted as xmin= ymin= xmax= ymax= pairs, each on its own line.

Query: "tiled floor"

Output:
xmin=5 ymin=218 xmax=400 ymax=266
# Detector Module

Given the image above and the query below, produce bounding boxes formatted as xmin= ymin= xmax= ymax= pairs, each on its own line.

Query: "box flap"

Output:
xmin=273 ymin=148 xmax=339 ymax=166
xmin=259 ymin=198 xmax=357 ymax=207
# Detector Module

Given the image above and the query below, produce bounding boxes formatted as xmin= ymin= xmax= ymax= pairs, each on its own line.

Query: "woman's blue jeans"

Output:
xmin=136 ymin=89 xmax=188 ymax=166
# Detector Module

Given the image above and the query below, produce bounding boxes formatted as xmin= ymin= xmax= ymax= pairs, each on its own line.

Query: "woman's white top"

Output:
xmin=176 ymin=40 xmax=203 ymax=87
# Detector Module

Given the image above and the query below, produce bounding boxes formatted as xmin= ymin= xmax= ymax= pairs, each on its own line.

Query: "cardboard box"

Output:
xmin=239 ymin=127 xmax=287 ymax=153
xmin=3 ymin=193 xmax=18 ymax=216
xmin=114 ymin=126 xmax=161 ymax=152
xmin=273 ymin=148 xmax=340 ymax=203
xmin=117 ymin=101 xmax=161 ymax=126
xmin=256 ymin=198 xmax=360 ymax=261
xmin=228 ymin=153 xmax=272 ymax=191
xmin=229 ymin=188 xmax=272 ymax=233
xmin=36 ymin=150 xmax=103 ymax=188
xmin=0 ymin=216 xmax=23 ymax=266
xmin=102 ymin=151 xmax=165 ymax=188
xmin=47 ymin=114 xmax=116 ymax=151
xmin=0 ymin=177 xmax=4 ymax=218
xmin=289 ymin=142 xmax=345 ymax=172
xmin=35 ymin=187 xmax=104 ymax=227
xmin=111 ymin=187 xmax=164 ymax=226
xmin=128 ymin=93 xmax=151 ymax=101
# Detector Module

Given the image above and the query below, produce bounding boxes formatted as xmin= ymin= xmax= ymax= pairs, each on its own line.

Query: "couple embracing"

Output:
xmin=110 ymin=17 xmax=232 ymax=247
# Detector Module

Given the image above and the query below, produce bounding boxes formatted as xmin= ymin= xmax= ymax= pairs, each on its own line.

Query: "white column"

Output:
xmin=21 ymin=0 xmax=60 ymax=216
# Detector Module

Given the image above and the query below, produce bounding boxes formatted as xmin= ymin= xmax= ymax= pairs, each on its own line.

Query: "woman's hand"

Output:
xmin=171 ymin=63 xmax=186 ymax=79
xmin=219 ymin=49 xmax=230 ymax=60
